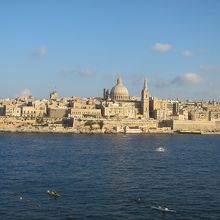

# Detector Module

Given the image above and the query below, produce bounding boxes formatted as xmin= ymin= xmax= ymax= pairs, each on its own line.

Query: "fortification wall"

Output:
xmin=215 ymin=121 xmax=220 ymax=130
xmin=102 ymin=119 xmax=157 ymax=129
xmin=173 ymin=120 xmax=216 ymax=131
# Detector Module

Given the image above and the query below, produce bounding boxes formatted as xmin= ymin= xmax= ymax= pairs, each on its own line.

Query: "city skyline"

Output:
xmin=0 ymin=0 xmax=220 ymax=100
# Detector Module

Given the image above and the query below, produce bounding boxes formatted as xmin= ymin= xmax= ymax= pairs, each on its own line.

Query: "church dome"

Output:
xmin=110 ymin=77 xmax=129 ymax=100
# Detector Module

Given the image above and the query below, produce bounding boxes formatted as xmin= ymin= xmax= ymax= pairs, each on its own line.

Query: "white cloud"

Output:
xmin=152 ymin=43 xmax=172 ymax=52
xmin=18 ymin=88 xmax=32 ymax=98
xmin=182 ymin=50 xmax=193 ymax=57
xmin=32 ymin=47 xmax=48 ymax=57
xmin=172 ymin=73 xmax=205 ymax=86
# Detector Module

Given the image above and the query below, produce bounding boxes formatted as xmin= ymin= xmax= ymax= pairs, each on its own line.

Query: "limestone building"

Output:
xmin=149 ymin=97 xmax=179 ymax=120
xmin=103 ymin=77 xmax=150 ymax=119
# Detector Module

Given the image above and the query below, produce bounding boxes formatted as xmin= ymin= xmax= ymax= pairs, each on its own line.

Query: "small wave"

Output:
xmin=156 ymin=147 xmax=166 ymax=152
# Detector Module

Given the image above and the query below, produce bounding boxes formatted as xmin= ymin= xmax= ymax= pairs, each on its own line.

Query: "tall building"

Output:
xmin=50 ymin=90 xmax=58 ymax=101
xmin=141 ymin=78 xmax=149 ymax=119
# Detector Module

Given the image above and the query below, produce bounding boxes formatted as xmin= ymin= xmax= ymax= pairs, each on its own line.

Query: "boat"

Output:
xmin=176 ymin=130 xmax=201 ymax=134
xmin=156 ymin=147 xmax=166 ymax=152
xmin=124 ymin=126 xmax=142 ymax=134
xmin=47 ymin=190 xmax=60 ymax=198
xmin=151 ymin=206 xmax=176 ymax=213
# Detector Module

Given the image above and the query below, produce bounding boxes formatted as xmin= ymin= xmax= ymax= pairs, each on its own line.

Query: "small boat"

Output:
xmin=131 ymin=197 xmax=143 ymax=203
xmin=156 ymin=147 xmax=166 ymax=152
xmin=151 ymin=206 xmax=176 ymax=213
xmin=47 ymin=190 xmax=60 ymax=198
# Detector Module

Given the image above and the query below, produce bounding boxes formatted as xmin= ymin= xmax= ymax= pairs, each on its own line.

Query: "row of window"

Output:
xmin=112 ymin=95 xmax=128 ymax=100
xmin=73 ymin=112 xmax=100 ymax=115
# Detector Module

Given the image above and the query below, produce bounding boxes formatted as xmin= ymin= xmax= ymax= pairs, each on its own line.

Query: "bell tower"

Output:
xmin=141 ymin=78 xmax=149 ymax=119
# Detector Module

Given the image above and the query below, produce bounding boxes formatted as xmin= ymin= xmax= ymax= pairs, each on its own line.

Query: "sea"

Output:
xmin=0 ymin=133 xmax=220 ymax=220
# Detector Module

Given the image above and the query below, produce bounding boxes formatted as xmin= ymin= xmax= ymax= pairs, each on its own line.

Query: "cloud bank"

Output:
xmin=172 ymin=73 xmax=205 ymax=85
xmin=154 ymin=73 xmax=205 ymax=88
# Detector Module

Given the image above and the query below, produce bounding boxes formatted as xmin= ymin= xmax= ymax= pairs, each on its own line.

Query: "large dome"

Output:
xmin=110 ymin=77 xmax=129 ymax=100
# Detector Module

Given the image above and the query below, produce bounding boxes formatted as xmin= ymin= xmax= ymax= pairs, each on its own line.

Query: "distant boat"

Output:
xmin=124 ymin=126 xmax=142 ymax=134
xmin=176 ymin=130 xmax=201 ymax=134
xmin=47 ymin=190 xmax=60 ymax=198
xmin=156 ymin=147 xmax=166 ymax=152
xmin=151 ymin=206 xmax=176 ymax=213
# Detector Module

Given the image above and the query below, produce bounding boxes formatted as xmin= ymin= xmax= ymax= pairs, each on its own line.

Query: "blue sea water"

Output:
xmin=0 ymin=133 xmax=220 ymax=220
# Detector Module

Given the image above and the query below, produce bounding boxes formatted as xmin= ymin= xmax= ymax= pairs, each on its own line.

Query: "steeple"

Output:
xmin=143 ymin=78 xmax=147 ymax=90
xmin=141 ymin=77 xmax=149 ymax=119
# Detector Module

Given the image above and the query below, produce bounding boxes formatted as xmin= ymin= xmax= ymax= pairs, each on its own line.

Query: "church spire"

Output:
xmin=143 ymin=78 xmax=147 ymax=90
xmin=141 ymin=77 xmax=149 ymax=119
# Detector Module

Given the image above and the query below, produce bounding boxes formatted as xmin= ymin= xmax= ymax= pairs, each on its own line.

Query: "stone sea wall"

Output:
xmin=1 ymin=116 xmax=220 ymax=134
xmin=173 ymin=120 xmax=217 ymax=132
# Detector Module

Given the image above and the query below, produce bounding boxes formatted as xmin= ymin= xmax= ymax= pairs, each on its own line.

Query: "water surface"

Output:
xmin=0 ymin=133 xmax=220 ymax=219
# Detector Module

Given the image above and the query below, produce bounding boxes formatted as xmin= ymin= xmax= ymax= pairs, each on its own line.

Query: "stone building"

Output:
xmin=68 ymin=97 xmax=102 ymax=119
xmin=70 ymin=108 xmax=101 ymax=119
xmin=22 ymin=106 xmax=36 ymax=117
xmin=103 ymin=77 xmax=149 ymax=119
xmin=149 ymin=97 xmax=179 ymax=120
xmin=2 ymin=101 xmax=24 ymax=117
xmin=32 ymin=100 xmax=47 ymax=117
xmin=47 ymin=107 xmax=68 ymax=118
xmin=12 ymin=107 xmax=22 ymax=117
xmin=209 ymin=110 xmax=220 ymax=121
xmin=101 ymin=102 xmax=138 ymax=119
xmin=3 ymin=103 xmax=14 ymax=116
xmin=188 ymin=108 xmax=208 ymax=121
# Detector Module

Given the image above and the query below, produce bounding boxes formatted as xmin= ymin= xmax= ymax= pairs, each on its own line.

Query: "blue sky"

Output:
xmin=0 ymin=0 xmax=220 ymax=100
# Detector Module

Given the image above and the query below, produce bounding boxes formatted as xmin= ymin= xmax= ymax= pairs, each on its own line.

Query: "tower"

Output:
xmin=103 ymin=88 xmax=109 ymax=100
xmin=141 ymin=78 xmax=149 ymax=119
xmin=50 ymin=90 xmax=58 ymax=101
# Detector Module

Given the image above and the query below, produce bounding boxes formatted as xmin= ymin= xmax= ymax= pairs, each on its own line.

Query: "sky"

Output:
xmin=0 ymin=0 xmax=220 ymax=100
